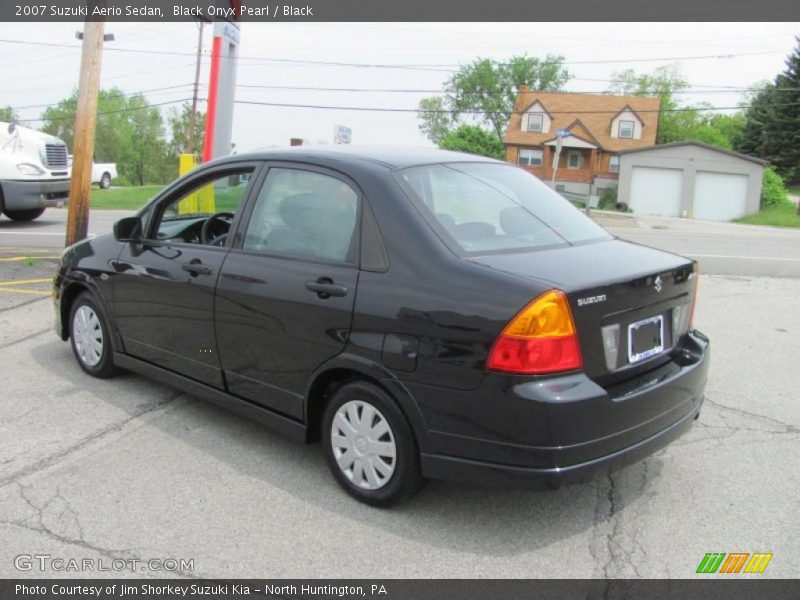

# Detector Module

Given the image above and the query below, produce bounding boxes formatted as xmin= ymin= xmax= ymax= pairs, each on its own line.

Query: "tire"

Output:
xmin=322 ymin=381 xmax=423 ymax=507
xmin=69 ymin=292 xmax=119 ymax=378
xmin=99 ymin=172 xmax=111 ymax=189
xmin=4 ymin=207 xmax=45 ymax=222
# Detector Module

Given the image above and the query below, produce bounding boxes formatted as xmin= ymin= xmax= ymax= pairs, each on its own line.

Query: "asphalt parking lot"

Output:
xmin=0 ymin=214 xmax=798 ymax=579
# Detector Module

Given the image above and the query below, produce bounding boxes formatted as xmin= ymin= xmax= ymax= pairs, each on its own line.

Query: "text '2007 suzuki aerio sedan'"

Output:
xmin=54 ymin=147 xmax=708 ymax=506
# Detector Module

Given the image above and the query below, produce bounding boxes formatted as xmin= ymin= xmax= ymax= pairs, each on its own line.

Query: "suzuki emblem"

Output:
xmin=653 ymin=275 xmax=663 ymax=293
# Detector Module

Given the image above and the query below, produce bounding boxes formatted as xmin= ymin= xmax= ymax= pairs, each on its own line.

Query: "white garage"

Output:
xmin=629 ymin=167 xmax=683 ymax=217
xmin=693 ymin=171 xmax=749 ymax=221
xmin=616 ymin=142 xmax=766 ymax=221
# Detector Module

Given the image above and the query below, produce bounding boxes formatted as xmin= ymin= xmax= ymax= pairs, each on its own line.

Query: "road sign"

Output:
xmin=334 ymin=125 xmax=352 ymax=144
xmin=556 ymin=129 xmax=571 ymax=138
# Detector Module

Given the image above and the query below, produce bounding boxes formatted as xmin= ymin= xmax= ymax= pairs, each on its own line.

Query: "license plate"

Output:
xmin=628 ymin=315 xmax=664 ymax=364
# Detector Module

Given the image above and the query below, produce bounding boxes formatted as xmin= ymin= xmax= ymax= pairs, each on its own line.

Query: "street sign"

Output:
xmin=556 ymin=129 xmax=571 ymax=138
xmin=334 ymin=125 xmax=352 ymax=145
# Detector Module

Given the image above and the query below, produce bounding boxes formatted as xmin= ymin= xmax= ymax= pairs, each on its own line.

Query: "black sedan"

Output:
xmin=54 ymin=147 xmax=709 ymax=506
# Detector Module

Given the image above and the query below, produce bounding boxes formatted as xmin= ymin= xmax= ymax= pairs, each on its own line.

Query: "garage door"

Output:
xmin=693 ymin=171 xmax=749 ymax=221
xmin=629 ymin=167 xmax=682 ymax=217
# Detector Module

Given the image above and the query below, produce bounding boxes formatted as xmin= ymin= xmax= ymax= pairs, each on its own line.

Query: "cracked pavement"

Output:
xmin=0 ymin=273 xmax=798 ymax=579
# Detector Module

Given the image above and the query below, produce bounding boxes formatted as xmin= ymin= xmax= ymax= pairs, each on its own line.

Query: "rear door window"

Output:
xmin=243 ymin=168 xmax=359 ymax=263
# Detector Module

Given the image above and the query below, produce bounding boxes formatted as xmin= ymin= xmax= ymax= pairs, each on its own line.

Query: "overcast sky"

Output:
xmin=1 ymin=22 xmax=797 ymax=152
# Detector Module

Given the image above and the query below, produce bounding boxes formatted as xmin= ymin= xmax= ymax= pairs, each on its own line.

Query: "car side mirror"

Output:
xmin=113 ymin=216 xmax=142 ymax=243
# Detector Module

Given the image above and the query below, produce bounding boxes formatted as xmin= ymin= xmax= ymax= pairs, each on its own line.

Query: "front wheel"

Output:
xmin=322 ymin=381 xmax=423 ymax=507
xmin=99 ymin=172 xmax=111 ymax=189
xmin=69 ymin=292 xmax=119 ymax=378
xmin=4 ymin=207 xmax=45 ymax=222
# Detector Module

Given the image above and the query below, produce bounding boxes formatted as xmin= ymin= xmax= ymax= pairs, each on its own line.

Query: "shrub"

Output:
xmin=598 ymin=186 xmax=618 ymax=210
xmin=761 ymin=165 xmax=790 ymax=208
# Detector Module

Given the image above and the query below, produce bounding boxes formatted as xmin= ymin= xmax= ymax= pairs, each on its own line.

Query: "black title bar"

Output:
xmin=4 ymin=580 xmax=800 ymax=600
xmin=4 ymin=0 xmax=800 ymax=22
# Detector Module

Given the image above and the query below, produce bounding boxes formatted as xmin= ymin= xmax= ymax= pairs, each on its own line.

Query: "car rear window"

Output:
xmin=396 ymin=163 xmax=611 ymax=255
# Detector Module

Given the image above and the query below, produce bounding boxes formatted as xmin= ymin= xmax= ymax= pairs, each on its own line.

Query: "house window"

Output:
xmin=518 ymin=148 xmax=543 ymax=167
xmin=618 ymin=120 xmax=635 ymax=139
xmin=567 ymin=151 xmax=583 ymax=169
xmin=527 ymin=113 xmax=544 ymax=133
xmin=609 ymin=155 xmax=620 ymax=173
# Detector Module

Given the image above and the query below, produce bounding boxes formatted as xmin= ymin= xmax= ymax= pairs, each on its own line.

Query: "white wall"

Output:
xmin=521 ymin=102 xmax=551 ymax=133
xmin=610 ymin=109 xmax=643 ymax=140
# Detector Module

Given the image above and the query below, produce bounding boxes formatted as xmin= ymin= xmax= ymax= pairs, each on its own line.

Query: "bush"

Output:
xmin=438 ymin=125 xmax=505 ymax=159
xmin=761 ymin=165 xmax=790 ymax=208
xmin=598 ymin=186 xmax=618 ymax=210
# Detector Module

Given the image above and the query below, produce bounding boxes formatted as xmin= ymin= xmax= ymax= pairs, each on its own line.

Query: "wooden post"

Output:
xmin=188 ymin=21 xmax=204 ymax=155
xmin=65 ymin=20 xmax=105 ymax=247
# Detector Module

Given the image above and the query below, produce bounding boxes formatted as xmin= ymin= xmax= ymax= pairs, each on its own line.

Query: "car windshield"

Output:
xmin=397 ymin=162 xmax=611 ymax=255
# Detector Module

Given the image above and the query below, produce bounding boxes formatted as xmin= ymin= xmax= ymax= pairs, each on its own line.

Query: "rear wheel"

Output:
xmin=69 ymin=292 xmax=118 ymax=378
xmin=322 ymin=381 xmax=423 ymax=507
xmin=99 ymin=172 xmax=111 ymax=189
xmin=4 ymin=207 xmax=45 ymax=222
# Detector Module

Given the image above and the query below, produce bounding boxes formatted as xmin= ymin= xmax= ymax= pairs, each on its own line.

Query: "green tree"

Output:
xmin=607 ymin=64 xmax=688 ymax=143
xmin=0 ymin=106 xmax=19 ymax=123
xmin=417 ymin=97 xmax=453 ymax=146
xmin=607 ymin=64 xmax=746 ymax=149
xmin=417 ymin=54 xmax=571 ymax=144
xmin=439 ymin=125 xmax=505 ymax=159
xmin=737 ymin=39 xmax=800 ymax=180
xmin=167 ymin=103 xmax=206 ymax=155
xmin=736 ymin=83 xmax=780 ymax=162
xmin=760 ymin=165 xmax=790 ymax=208
xmin=118 ymin=94 xmax=170 ymax=185
xmin=40 ymin=88 xmax=174 ymax=185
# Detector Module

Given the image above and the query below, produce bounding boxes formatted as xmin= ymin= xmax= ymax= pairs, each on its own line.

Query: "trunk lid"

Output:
xmin=470 ymin=238 xmax=697 ymax=385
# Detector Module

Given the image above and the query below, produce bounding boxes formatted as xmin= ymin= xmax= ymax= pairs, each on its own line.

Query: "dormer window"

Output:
xmin=527 ymin=113 xmax=544 ymax=133
xmin=521 ymin=102 xmax=551 ymax=133
xmin=618 ymin=120 xmax=635 ymax=139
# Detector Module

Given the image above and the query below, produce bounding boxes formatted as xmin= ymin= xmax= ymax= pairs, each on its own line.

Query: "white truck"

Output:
xmin=67 ymin=155 xmax=117 ymax=189
xmin=0 ymin=122 xmax=70 ymax=221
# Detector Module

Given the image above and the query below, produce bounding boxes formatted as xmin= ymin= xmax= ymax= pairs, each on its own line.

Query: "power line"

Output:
xmin=0 ymin=38 xmax=788 ymax=72
xmin=233 ymin=99 xmax=794 ymax=114
xmin=8 ymin=84 xmax=196 ymax=111
xmin=235 ymin=83 xmax=800 ymax=95
xmin=17 ymin=98 xmax=193 ymax=123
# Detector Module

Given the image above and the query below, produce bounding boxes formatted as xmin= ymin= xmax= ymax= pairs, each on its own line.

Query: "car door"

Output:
xmin=111 ymin=162 xmax=261 ymax=388
xmin=214 ymin=165 xmax=361 ymax=420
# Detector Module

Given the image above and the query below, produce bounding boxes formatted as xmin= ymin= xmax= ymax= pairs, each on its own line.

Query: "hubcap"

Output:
xmin=331 ymin=400 xmax=397 ymax=490
xmin=72 ymin=305 xmax=104 ymax=367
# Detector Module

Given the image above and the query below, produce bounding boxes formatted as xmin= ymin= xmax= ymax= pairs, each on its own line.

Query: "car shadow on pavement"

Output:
xmin=30 ymin=338 xmax=659 ymax=561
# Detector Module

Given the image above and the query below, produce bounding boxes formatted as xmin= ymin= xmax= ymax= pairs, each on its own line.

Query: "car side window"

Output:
xmin=243 ymin=168 xmax=358 ymax=263
xmin=151 ymin=168 xmax=254 ymax=245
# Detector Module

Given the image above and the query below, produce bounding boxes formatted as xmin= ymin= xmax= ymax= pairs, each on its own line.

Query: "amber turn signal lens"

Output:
xmin=487 ymin=289 xmax=582 ymax=375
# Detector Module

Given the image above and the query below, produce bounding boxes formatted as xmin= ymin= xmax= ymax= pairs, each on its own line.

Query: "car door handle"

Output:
xmin=305 ymin=279 xmax=348 ymax=299
xmin=182 ymin=261 xmax=212 ymax=275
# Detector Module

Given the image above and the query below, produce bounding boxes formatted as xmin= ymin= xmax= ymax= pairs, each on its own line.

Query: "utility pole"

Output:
xmin=188 ymin=21 xmax=205 ymax=155
xmin=65 ymin=20 xmax=106 ymax=247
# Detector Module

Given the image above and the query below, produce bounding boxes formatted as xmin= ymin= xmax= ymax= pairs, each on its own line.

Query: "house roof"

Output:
xmin=504 ymin=88 xmax=661 ymax=152
xmin=617 ymin=140 xmax=768 ymax=165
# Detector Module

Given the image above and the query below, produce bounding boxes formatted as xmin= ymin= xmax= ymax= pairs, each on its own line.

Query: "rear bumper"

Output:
xmin=421 ymin=398 xmax=701 ymax=488
xmin=1 ymin=178 xmax=70 ymax=210
xmin=413 ymin=330 xmax=709 ymax=488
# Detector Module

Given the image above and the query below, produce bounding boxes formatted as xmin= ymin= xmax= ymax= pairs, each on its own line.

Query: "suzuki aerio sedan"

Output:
xmin=54 ymin=148 xmax=708 ymax=506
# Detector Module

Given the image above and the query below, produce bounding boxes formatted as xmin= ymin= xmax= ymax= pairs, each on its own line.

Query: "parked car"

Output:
xmin=67 ymin=155 xmax=117 ymax=189
xmin=53 ymin=147 xmax=709 ymax=506
xmin=0 ymin=121 xmax=70 ymax=221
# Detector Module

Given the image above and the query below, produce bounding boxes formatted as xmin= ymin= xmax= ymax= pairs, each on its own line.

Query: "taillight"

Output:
xmin=688 ymin=262 xmax=700 ymax=328
xmin=486 ymin=289 xmax=582 ymax=375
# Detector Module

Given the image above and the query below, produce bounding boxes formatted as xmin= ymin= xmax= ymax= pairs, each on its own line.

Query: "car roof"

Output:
xmin=212 ymin=145 xmax=504 ymax=170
